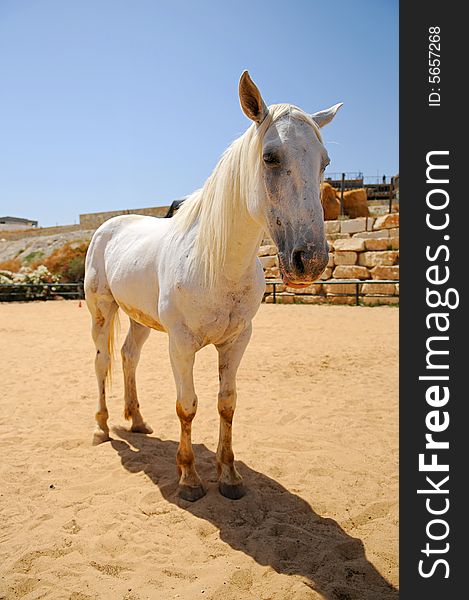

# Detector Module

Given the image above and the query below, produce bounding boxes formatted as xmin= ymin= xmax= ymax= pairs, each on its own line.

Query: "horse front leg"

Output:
xmin=169 ymin=332 xmax=205 ymax=502
xmin=215 ymin=324 xmax=252 ymax=499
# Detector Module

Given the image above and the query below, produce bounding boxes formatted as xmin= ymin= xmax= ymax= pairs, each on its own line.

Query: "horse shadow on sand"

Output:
xmin=110 ymin=427 xmax=398 ymax=600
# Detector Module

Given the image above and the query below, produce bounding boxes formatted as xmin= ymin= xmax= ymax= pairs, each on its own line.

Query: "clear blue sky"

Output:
xmin=0 ymin=0 xmax=398 ymax=227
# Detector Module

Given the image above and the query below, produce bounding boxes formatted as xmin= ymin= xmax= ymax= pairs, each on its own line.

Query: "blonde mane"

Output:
xmin=172 ymin=104 xmax=323 ymax=287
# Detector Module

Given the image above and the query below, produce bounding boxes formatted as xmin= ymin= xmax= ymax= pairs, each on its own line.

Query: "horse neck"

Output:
xmin=222 ymin=208 xmax=264 ymax=284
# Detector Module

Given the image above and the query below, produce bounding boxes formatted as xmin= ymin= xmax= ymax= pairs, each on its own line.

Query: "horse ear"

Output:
xmin=239 ymin=71 xmax=269 ymax=124
xmin=311 ymin=103 xmax=343 ymax=128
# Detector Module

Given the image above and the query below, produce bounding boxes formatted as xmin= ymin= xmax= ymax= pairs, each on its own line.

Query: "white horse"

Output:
xmin=84 ymin=71 xmax=342 ymax=501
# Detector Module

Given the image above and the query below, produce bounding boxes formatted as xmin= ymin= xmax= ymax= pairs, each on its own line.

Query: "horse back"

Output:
xmin=85 ymin=215 xmax=171 ymax=326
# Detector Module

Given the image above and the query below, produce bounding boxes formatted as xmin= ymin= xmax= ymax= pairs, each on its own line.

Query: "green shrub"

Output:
xmin=23 ymin=250 xmax=44 ymax=263
xmin=33 ymin=242 xmax=89 ymax=283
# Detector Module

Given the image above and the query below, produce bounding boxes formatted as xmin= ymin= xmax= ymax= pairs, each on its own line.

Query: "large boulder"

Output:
xmin=342 ymin=188 xmax=369 ymax=218
xmin=320 ymin=182 xmax=341 ymax=220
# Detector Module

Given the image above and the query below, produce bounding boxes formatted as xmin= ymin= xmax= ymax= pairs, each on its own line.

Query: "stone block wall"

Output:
xmin=260 ymin=213 xmax=399 ymax=305
xmin=0 ymin=224 xmax=84 ymax=242
xmin=79 ymin=206 xmax=170 ymax=229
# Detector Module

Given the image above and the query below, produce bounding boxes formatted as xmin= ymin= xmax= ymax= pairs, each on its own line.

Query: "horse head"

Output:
xmin=239 ymin=71 xmax=342 ymax=287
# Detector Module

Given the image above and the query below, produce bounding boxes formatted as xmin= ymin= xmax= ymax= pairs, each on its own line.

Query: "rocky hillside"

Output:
xmin=0 ymin=229 xmax=94 ymax=266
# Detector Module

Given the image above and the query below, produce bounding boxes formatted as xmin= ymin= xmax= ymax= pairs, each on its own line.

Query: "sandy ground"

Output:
xmin=0 ymin=301 xmax=398 ymax=600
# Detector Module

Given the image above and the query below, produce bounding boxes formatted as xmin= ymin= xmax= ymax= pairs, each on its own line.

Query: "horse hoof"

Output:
xmin=131 ymin=422 xmax=153 ymax=434
xmin=92 ymin=431 xmax=110 ymax=445
xmin=178 ymin=484 xmax=206 ymax=502
xmin=219 ymin=481 xmax=246 ymax=500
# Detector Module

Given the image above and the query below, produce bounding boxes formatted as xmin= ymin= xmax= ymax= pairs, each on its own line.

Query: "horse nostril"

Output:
xmin=292 ymin=249 xmax=306 ymax=274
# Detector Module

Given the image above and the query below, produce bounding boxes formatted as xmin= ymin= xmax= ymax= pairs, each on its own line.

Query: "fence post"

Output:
xmin=389 ymin=177 xmax=394 ymax=214
xmin=340 ymin=173 xmax=345 ymax=216
xmin=355 ymin=282 xmax=359 ymax=306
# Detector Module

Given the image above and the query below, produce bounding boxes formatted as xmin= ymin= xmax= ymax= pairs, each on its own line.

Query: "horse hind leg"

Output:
xmin=89 ymin=296 xmax=119 ymax=445
xmin=121 ymin=319 xmax=153 ymax=434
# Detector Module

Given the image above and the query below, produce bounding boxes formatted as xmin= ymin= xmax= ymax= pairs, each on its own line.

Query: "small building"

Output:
xmin=0 ymin=216 xmax=38 ymax=231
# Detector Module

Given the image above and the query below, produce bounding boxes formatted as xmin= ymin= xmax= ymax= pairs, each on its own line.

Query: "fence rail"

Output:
xmin=0 ymin=280 xmax=398 ymax=305
xmin=324 ymin=172 xmax=399 ymax=210
xmin=0 ymin=282 xmax=84 ymax=302
xmin=264 ymin=279 xmax=399 ymax=305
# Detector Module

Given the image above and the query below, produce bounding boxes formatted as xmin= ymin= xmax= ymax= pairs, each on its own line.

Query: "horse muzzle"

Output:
xmin=278 ymin=245 xmax=329 ymax=287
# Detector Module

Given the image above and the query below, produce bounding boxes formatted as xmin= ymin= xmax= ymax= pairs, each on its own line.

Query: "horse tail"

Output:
xmin=106 ymin=308 xmax=120 ymax=387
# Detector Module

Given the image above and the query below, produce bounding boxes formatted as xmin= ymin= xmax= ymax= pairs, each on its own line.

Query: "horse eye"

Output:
xmin=263 ymin=152 xmax=280 ymax=165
